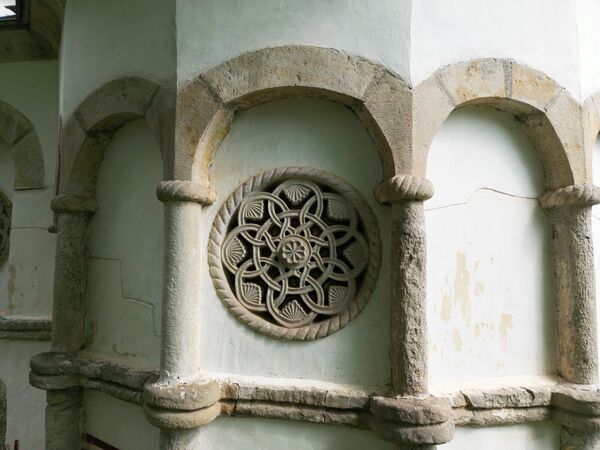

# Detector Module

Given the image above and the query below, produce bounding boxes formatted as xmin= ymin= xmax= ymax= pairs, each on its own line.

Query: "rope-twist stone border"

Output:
xmin=208 ymin=166 xmax=382 ymax=340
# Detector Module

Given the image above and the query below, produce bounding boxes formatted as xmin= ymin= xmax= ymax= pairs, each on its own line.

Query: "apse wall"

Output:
xmin=0 ymin=60 xmax=58 ymax=449
xmin=59 ymin=0 xmax=175 ymax=116
xmin=85 ymin=119 xmax=163 ymax=367
xmin=176 ymin=0 xmax=411 ymax=83
xmin=426 ymin=106 xmax=555 ymax=386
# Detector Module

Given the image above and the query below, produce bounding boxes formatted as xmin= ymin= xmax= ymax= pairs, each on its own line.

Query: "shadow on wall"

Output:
xmin=426 ymin=106 xmax=556 ymax=387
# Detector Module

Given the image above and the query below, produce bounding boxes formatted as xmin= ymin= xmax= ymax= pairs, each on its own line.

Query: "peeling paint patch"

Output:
xmin=499 ymin=313 xmax=513 ymax=347
xmin=441 ymin=292 xmax=452 ymax=322
xmin=454 ymin=251 xmax=471 ymax=319
xmin=453 ymin=330 xmax=463 ymax=351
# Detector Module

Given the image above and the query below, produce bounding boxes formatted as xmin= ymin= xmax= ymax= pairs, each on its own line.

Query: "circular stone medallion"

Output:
xmin=209 ymin=167 xmax=381 ymax=340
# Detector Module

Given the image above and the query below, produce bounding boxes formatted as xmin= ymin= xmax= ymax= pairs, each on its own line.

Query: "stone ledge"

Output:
xmin=0 ymin=315 xmax=51 ymax=341
xmin=30 ymin=353 xmax=600 ymax=435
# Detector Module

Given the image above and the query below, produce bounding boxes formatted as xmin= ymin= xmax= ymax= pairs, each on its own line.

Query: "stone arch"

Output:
xmin=0 ymin=100 xmax=45 ymax=190
xmin=175 ymin=45 xmax=410 ymax=192
xmin=413 ymin=59 xmax=581 ymax=190
xmin=60 ymin=77 xmax=173 ymax=198
xmin=583 ymin=92 xmax=600 ymax=179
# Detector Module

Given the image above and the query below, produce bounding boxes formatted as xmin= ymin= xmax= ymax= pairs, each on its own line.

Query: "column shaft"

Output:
xmin=160 ymin=201 xmax=203 ymax=381
xmin=549 ymin=206 xmax=598 ymax=384
xmin=390 ymin=201 xmax=429 ymax=396
xmin=51 ymin=212 xmax=90 ymax=353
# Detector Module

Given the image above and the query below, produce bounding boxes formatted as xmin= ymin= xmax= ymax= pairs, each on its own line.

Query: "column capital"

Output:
xmin=156 ymin=180 xmax=215 ymax=205
xmin=51 ymin=195 xmax=98 ymax=214
xmin=375 ymin=175 xmax=434 ymax=204
xmin=539 ymin=184 xmax=600 ymax=209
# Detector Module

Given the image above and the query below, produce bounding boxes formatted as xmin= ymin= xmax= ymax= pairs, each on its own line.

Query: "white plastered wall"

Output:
xmin=192 ymin=98 xmax=392 ymax=449
xmin=176 ymin=0 xmax=411 ymax=84
xmin=58 ymin=1 xmax=175 ymax=441
xmin=410 ymin=0 xmax=581 ymax=99
xmin=0 ymin=60 xmax=58 ymax=448
xmin=85 ymin=119 xmax=163 ymax=368
xmin=59 ymin=0 xmax=175 ymax=117
xmin=425 ymin=106 xmax=559 ymax=447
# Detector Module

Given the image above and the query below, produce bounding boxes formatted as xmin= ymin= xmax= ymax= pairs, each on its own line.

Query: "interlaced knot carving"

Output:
xmin=209 ymin=167 xmax=381 ymax=340
xmin=0 ymin=191 xmax=11 ymax=267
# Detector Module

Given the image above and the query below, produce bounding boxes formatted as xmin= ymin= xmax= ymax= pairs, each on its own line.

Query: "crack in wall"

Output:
xmin=425 ymin=187 xmax=539 ymax=212
xmin=88 ymin=256 xmax=161 ymax=338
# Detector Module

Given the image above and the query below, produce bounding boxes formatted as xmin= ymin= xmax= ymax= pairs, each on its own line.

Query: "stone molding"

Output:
xmin=0 ymin=315 xmax=51 ymax=341
xmin=375 ymin=175 xmax=434 ymax=204
xmin=0 ymin=100 xmax=45 ymax=190
xmin=208 ymin=167 xmax=382 ymax=340
xmin=413 ymin=58 xmax=582 ymax=190
xmin=176 ymin=45 xmax=410 ymax=186
xmin=31 ymin=352 xmax=600 ymax=441
xmin=539 ymin=183 xmax=600 ymax=209
xmin=50 ymin=195 xmax=98 ymax=215
xmin=369 ymin=396 xmax=455 ymax=446
xmin=156 ymin=180 xmax=215 ymax=205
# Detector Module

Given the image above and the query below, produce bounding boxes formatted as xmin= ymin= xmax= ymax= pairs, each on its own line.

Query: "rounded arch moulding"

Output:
xmin=175 ymin=45 xmax=411 ymax=192
xmin=413 ymin=58 xmax=585 ymax=191
xmin=59 ymin=76 xmax=174 ymax=199
xmin=0 ymin=100 xmax=45 ymax=190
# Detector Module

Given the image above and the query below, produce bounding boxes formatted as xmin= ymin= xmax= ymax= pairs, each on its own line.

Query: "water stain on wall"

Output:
xmin=499 ymin=313 xmax=513 ymax=348
xmin=454 ymin=251 xmax=471 ymax=319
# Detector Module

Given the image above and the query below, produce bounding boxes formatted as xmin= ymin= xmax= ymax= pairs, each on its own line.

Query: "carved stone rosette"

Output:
xmin=0 ymin=191 xmax=11 ymax=267
xmin=209 ymin=167 xmax=381 ymax=340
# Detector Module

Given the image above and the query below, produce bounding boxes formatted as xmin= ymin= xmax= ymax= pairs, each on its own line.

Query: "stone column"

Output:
xmin=370 ymin=175 xmax=453 ymax=450
xmin=45 ymin=195 xmax=97 ymax=450
xmin=540 ymin=184 xmax=600 ymax=449
xmin=144 ymin=181 xmax=220 ymax=450
xmin=375 ymin=175 xmax=434 ymax=396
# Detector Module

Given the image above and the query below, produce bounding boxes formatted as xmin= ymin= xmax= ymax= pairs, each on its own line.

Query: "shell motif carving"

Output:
xmin=209 ymin=167 xmax=381 ymax=340
xmin=0 ymin=191 xmax=11 ymax=267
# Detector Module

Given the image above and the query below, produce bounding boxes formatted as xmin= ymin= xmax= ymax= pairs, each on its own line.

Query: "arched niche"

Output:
xmin=174 ymin=45 xmax=410 ymax=192
xmin=414 ymin=59 xmax=584 ymax=387
xmin=85 ymin=119 xmax=163 ymax=365
xmin=200 ymin=96 xmax=391 ymax=385
xmin=413 ymin=59 xmax=582 ymax=191
xmin=425 ymin=105 xmax=555 ymax=386
xmin=60 ymin=76 xmax=172 ymax=198
xmin=0 ymin=100 xmax=45 ymax=190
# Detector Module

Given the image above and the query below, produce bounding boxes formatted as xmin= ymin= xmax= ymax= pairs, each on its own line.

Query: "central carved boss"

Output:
xmin=209 ymin=167 xmax=381 ymax=340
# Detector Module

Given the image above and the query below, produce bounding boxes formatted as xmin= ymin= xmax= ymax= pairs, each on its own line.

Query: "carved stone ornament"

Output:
xmin=0 ymin=191 xmax=11 ymax=267
xmin=209 ymin=167 xmax=381 ymax=340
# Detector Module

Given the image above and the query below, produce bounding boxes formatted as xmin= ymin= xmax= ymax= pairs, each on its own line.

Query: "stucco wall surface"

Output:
xmin=60 ymin=0 xmax=175 ymax=117
xmin=426 ymin=107 xmax=555 ymax=387
xmin=411 ymin=0 xmax=581 ymax=98
xmin=176 ymin=0 xmax=410 ymax=85
xmin=201 ymin=97 xmax=391 ymax=385
xmin=86 ymin=119 xmax=163 ymax=367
